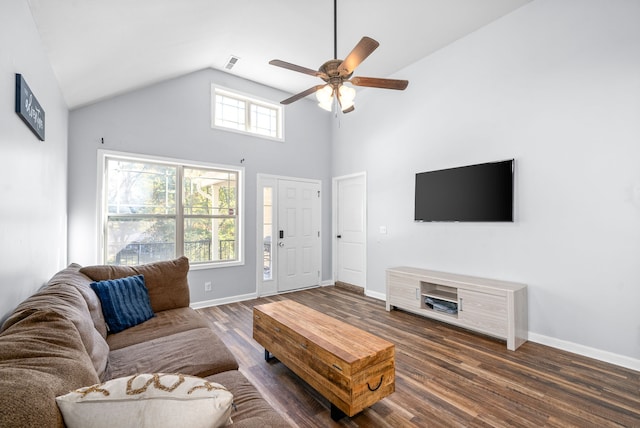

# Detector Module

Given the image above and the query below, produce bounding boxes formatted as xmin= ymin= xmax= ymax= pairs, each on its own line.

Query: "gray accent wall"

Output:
xmin=332 ymin=0 xmax=640 ymax=363
xmin=0 ymin=0 xmax=69 ymax=320
xmin=68 ymin=68 xmax=332 ymax=303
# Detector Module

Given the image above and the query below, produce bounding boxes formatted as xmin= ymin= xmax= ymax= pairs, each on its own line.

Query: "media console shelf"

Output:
xmin=386 ymin=266 xmax=528 ymax=350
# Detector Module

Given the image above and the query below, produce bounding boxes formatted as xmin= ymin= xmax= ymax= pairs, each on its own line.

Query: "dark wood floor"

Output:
xmin=198 ymin=286 xmax=640 ymax=427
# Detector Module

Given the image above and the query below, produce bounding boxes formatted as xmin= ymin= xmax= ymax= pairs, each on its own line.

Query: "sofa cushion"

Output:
xmin=48 ymin=263 xmax=108 ymax=338
xmin=107 ymin=328 xmax=239 ymax=380
xmin=205 ymin=370 xmax=291 ymax=427
xmin=106 ymin=306 xmax=212 ymax=350
xmin=1 ymin=282 xmax=109 ymax=380
xmin=56 ymin=373 xmax=233 ymax=428
xmin=90 ymin=275 xmax=155 ymax=333
xmin=80 ymin=256 xmax=190 ymax=312
xmin=0 ymin=310 xmax=100 ymax=428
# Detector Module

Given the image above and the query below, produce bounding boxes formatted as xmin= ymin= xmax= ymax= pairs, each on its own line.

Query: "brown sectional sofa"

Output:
xmin=0 ymin=257 xmax=289 ymax=427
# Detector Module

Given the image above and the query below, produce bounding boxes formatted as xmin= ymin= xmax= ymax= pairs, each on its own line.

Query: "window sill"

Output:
xmin=211 ymin=123 xmax=285 ymax=143
xmin=189 ymin=260 xmax=245 ymax=270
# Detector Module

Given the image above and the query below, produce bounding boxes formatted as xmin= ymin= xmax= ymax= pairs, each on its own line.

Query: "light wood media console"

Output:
xmin=386 ymin=267 xmax=528 ymax=350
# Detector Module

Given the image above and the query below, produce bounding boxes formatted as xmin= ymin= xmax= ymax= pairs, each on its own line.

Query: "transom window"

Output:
xmin=101 ymin=153 xmax=243 ymax=267
xmin=212 ymin=86 xmax=284 ymax=141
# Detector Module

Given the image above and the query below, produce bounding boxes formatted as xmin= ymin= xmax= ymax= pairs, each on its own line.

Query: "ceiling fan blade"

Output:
xmin=280 ymin=85 xmax=327 ymax=105
xmin=269 ymin=60 xmax=327 ymax=79
xmin=350 ymin=76 xmax=409 ymax=90
xmin=337 ymin=37 xmax=380 ymax=76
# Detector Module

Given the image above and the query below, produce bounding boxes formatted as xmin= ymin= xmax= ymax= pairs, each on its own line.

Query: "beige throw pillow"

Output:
xmin=80 ymin=256 xmax=191 ymax=312
xmin=56 ymin=373 xmax=233 ymax=428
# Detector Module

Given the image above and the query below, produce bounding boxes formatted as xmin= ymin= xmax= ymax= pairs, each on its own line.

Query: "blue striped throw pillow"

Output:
xmin=90 ymin=275 xmax=155 ymax=333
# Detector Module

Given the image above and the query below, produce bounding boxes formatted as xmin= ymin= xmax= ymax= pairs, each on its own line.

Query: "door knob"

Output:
xmin=337 ymin=235 xmax=342 ymax=239
xmin=278 ymin=241 xmax=285 ymax=247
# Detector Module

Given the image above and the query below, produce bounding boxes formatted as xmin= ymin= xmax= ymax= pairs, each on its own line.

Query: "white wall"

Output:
xmin=0 ymin=0 xmax=69 ymax=321
xmin=68 ymin=68 xmax=332 ymax=304
xmin=332 ymin=0 xmax=640 ymax=366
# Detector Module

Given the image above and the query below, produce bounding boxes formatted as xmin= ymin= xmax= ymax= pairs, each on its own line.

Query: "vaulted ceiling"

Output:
xmin=27 ymin=0 xmax=531 ymax=109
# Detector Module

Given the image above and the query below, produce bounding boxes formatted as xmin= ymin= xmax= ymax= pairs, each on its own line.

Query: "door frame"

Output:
xmin=332 ymin=171 xmax=367 ymax=292
xmin=256 ymin=174 xmax=322 ymax=297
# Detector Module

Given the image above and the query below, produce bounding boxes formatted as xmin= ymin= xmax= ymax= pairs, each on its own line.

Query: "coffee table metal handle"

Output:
xmin=300 ymin=343 xmax=307 ymax=349
xmin=274 ymin=327 xmax=281 ymax=332
xmin=367 ymin=375 xmax=384 ymax=392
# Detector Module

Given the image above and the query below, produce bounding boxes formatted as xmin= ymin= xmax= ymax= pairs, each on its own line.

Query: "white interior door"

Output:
xmin=335 ymin=173 xmax=366 ymax=289
xmin=277 ymin=179 xmax=321 ymax=292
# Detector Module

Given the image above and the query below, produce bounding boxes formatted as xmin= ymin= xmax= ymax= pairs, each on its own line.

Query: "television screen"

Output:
xmin=414 ymin=159 xmax=514 ymax=222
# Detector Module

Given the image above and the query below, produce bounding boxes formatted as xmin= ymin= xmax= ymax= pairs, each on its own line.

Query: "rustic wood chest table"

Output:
xmin=252 ymin=300 xmax=395 ymax=419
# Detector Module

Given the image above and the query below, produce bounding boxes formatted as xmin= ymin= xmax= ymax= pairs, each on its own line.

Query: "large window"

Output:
xmin=212 ymin=86 xmax=284 ymax=141
xmin=102 ymin=153 xmax=242 ymax=267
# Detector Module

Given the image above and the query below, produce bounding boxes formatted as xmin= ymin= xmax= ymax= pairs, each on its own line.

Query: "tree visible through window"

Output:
xmin=183 ymin=167 xmax=238 ymax=263
xmin=103 ymin=156 xmax=241 ymax=266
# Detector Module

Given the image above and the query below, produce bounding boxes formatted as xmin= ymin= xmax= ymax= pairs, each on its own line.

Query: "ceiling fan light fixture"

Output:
xmin=318 ymin=100 xmax=334 ymax=112
xmin=316 ymin=85 xmax=334 ymax=111
xmin=338 ymin=84 xmax=355 ymax=111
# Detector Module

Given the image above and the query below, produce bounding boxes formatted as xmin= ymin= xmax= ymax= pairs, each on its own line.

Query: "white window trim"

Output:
xmin=211 ymin=85 xmax=285 ymax=142
xmin=96 ymin=149 xmax=245 ymax=270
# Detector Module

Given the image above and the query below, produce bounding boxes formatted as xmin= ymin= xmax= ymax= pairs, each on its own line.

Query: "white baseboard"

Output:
xmin=367 ymin=291 xmax=639 ymax=372
xmin=190 ymin=292 xmax=257 ymax=309
xmin=528 ymin=332 xmax=640 ymax=372
xmin=191 ymin=289 xmax=639 ymax=373
xmin=190 ymin=283 xmax=328 ymax=309
xmin=365 ymin=290 xmax=386 ymax=301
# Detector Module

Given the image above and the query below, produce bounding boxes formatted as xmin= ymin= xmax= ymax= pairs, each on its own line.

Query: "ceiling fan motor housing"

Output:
xmin=319 ymin=59 xmax=352 ymax=86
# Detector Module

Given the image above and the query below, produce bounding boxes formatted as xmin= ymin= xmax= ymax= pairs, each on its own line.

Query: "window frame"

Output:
xmin=211 ymin=85 xmax=285 ymax=142
xmin=97 ymin=150 xmax=244 ymax=270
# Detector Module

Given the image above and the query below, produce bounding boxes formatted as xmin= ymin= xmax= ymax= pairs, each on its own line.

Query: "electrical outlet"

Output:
xmin=204 ymin=281 xmax=212 ymax=292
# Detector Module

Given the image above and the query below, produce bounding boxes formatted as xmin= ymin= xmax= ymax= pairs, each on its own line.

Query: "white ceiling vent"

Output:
xmin=225 ymin=55 xmax=240 ymax=70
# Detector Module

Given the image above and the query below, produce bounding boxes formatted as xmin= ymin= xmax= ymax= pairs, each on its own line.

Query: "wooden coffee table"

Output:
xmin=252 ymin=300 xmax=395 ymax=420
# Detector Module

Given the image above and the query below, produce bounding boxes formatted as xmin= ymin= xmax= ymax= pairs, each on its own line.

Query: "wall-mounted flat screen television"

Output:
xmin=414 ymin=159 xmax=514 ymax=222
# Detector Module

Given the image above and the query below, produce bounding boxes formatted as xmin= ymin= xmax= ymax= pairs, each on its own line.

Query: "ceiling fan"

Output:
xmin=269 ymin=0 xmax=409 ymax=113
